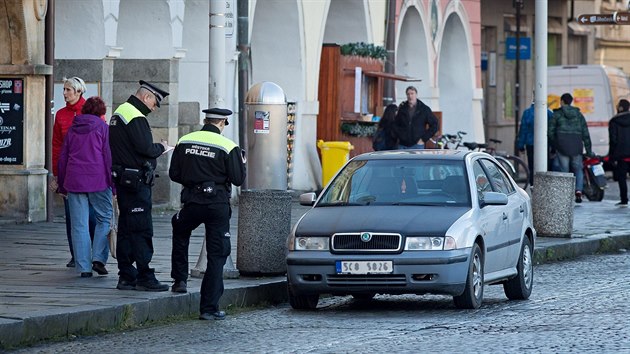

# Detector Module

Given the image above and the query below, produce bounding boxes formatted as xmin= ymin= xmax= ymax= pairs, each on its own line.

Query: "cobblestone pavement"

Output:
xmin=14 ymin=252 xmax=630 ymax=353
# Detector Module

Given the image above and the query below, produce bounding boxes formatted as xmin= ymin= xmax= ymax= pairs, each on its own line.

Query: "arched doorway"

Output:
xmin=395 ymin=6 xmax=431 ymax=104
xmin=438 ymin=14 xmax=476 ymax=141
xmin=323 ymin=0 xmax=369 ymax=44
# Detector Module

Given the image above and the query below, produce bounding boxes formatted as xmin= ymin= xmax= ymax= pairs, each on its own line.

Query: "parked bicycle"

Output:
xmin=438 ymin=132 xmax=530 ymax=190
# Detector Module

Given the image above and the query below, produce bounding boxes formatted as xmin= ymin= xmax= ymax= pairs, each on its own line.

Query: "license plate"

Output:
xmin=336 ymin=261 xmax=393 ymax=274
xmin=592 ymin=163 xmax=605 ymax=176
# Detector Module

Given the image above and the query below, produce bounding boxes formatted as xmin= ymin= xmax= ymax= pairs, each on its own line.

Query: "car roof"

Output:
xmin=353 ymin=149 xmax=472 ymax=161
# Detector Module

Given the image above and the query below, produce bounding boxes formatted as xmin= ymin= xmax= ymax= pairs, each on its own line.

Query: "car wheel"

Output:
xmin=288 ymin=285 xmax=319 ymax=310
xmin=351 ymin=293 xmax=375 ymax=301
xmin=503 ymin=236 xmax=533 ymax=300
xmin=453 ymin=243 xmax=484 ymax=309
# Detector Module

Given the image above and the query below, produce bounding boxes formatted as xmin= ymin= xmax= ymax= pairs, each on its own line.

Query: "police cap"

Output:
xmin=139 ymin=80 xmax=169 ymax=107
xmin=202 ymin=108 xmax=232 ymax=126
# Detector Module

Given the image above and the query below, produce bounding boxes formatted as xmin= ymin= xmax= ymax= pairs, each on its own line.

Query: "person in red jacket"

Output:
xmin=51 ymin=77 xmax=95 ymax=268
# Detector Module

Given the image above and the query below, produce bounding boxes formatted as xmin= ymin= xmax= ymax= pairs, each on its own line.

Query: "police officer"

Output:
xmin=109 ymin=80 xmax=171 ymax=291
xmin=169 ymin=108 xmax=246 ymax=320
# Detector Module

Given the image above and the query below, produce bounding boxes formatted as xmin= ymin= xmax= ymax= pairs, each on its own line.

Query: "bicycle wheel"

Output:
xmin=505 ymin=155 xmax=530 ymax=190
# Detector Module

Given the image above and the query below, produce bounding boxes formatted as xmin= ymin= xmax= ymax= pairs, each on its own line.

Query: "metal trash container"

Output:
xmin=245 ymin=82 xmax=288 ymax=190
xmin=317 ymin=140 xmax=354 ymax=186
xmin=237 ymin=189 xmax=291 ymax=275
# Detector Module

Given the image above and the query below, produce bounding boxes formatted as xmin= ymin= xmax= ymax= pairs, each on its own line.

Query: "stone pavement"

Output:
xmin=1 ymin=187 xmax=630 ymax=349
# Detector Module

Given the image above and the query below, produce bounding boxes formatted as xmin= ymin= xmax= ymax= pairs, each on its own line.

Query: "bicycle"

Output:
xmin=438 ymin=132 xmax=530 ymax=190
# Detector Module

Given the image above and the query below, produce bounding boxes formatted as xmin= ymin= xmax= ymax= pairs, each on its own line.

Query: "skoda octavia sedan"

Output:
xmin=286 ymin=150 xmax=535 ymax=310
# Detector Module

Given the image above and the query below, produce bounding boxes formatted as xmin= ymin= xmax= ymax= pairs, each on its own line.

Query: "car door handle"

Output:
xmin=519 ymin=205 xmax=524 ymax=213
xmin=502 ymin=212 xmax=508 ymax=220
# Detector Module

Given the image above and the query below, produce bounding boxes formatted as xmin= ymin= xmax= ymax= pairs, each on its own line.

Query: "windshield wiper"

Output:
xmin=390 ymin=202 xmax=439 ymax=206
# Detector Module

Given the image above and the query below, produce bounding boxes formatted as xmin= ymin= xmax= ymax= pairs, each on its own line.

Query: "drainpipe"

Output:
xmin=45 ymin=0 xmax=55 ymax=222
xmin=383 ymin=0 xmax=396 ymax=106
xmin=237 ymin=0 xmax=249 ymax=189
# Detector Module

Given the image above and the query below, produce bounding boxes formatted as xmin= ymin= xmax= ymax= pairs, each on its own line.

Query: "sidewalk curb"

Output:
xmin=2 ymin=233 xmax=630 ymax=350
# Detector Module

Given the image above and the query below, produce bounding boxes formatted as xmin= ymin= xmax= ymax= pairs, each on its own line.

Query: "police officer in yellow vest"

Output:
xmin=109 ymin=80 xmax=171 ymax=292
xmin=169 ymin=108 xmax=246 ymax=320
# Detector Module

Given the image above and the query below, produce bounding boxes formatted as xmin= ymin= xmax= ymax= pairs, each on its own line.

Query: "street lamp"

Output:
xmin=513 ymin=0 xmax=524 ymax=155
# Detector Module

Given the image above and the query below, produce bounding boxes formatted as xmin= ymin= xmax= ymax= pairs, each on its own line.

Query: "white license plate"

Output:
xmin=336 ymin=261 xmax=393 ymax=274
xmin=592 ymin=163 xmax=605 ymax=176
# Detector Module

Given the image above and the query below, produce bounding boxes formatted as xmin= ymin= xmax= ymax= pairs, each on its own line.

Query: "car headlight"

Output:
xmin=293 ymin=236 xmax=330 ymax=251
xmin=405 ymin=236 xmax=457 ymax=250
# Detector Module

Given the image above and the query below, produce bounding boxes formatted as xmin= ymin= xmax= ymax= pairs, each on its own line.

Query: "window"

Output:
xmin=480 ymin=159 xmax=515 ymax=194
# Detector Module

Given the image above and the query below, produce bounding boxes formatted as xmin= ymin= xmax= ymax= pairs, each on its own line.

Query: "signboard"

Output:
xmin=254 ymin=110 xmax=270 ymax=134
xmin=505 ymin=37 xmax=531 ymax=60
xmin=225 ymin=0 xmax=234 ymax=37
xmin=577 ymin=12 xmax=630 ymax=25
xmin=573 ymin=89 xmax=595 ymax=114
xmin=0 ymin=78 xmax=24 ymax=165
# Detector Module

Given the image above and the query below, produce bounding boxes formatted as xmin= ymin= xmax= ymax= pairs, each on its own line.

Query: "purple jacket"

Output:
xmin=58 ymin=114 xmax=114 ymax=194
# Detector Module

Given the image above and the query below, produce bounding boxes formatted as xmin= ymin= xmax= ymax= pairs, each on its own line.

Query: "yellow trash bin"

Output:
xmin=317 ymin=140 xmax=354 ymax=187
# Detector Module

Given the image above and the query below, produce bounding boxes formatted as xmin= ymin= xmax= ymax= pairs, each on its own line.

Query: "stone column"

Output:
xmin=532 ymin=171 xmax=575 ymax=237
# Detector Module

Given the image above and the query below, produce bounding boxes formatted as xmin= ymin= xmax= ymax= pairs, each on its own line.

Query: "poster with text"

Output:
xmin=254 ymin=110 xmax=270 ymax=134
xmin=0 ymin=78 xmax=24 ymax=165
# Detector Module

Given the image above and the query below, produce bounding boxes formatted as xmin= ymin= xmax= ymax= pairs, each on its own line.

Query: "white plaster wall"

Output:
xmin=117 ymin=0 xmax=173 ymax=58
xmin=55 ymin=0 xmax=106 ymax=59
xmin=367 ymin=0 xmax=387 ymax=46
xmin=323 ymin=0 xmax=369 ymax=44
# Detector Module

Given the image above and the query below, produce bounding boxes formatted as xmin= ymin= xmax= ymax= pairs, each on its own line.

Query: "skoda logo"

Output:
xmin=360 ymin=232 xmax=372 ymax=242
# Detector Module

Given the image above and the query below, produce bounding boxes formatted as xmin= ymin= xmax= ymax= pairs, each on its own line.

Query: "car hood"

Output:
xmin=296 ymin=206 xmax=471 ymax=236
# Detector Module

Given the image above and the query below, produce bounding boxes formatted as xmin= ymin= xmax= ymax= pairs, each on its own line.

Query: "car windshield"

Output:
xmin=317 ymin=159 xmax=471 ymax=207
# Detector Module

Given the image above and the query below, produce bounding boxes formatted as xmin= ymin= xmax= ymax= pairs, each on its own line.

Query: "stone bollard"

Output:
xmin=532 ymin=171 xmax=575 ymax=237
xmin=237 ymin=189 xmax=291 ymax=275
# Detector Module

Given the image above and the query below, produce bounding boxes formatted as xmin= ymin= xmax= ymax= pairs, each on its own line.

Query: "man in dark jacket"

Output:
xmin=608 ymin=99 xmax=630 ymax=206
xmin=393 ymin=86 xmax=439 ymax=149
xmin=548 ymin=93 xmax=593 ymax=203
xmin=109 ymin=80 xmax=171 ymax=291
xmin=169 ymin=108 xmax=246 ymax=320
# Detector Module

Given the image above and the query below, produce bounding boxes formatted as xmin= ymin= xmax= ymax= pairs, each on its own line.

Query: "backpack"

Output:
xmin=372 ymin=129 xmax=389 ymax=151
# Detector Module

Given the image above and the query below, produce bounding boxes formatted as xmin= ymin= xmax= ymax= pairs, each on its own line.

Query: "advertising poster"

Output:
xmin=0 ymin=78 xmax=24 ymax=165
xmin=573 ymin=89 xmax=595 ymax=114
xmin=254 ymin=110 xmax=270 ymax=134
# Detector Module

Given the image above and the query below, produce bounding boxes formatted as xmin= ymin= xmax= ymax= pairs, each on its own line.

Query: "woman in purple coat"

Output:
xmin=58 ymin=96 xmax=114 ymax=277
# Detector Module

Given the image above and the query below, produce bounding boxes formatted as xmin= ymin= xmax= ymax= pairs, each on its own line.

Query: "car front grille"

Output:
xmin=331 ymin=233 xmax=402 ymax=252
xmin=327 ymin=274 xmax=407 ymax=287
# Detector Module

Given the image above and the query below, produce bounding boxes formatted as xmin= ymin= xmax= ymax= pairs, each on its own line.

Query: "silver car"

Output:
xmin=286 ymin=150 xmax=535 ymax=310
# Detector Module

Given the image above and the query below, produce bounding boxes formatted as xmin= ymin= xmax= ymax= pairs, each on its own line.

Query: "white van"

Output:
xmin=547 ymin=65 xmax=630 ymax=156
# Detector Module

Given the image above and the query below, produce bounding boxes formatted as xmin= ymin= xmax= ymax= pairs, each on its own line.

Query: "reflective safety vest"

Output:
xmin=178 ymin=130 xmax=238 ymax=155
xmin=113 ymin=102 xmax=145 ymax=125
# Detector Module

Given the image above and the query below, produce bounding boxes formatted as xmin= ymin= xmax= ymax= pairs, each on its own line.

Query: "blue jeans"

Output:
xmin=398 ymin=144 xmax=425 ymax=150
xmin=67 ymin=188 xmax=113 ymax=273
xmin=63 ymin=198 xmax=97 ymax=260
xmin=557 ymin=153 xmax=583 ymax=192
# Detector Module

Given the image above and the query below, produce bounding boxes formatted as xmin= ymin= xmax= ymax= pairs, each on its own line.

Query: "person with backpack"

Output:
xmin=372 ymin=104 xmax=398 ymax=151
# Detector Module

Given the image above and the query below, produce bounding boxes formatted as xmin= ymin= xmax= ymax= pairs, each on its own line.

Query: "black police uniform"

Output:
xmin=169 ymin=117 xmax=246 ymax=316
xmin=109 ymin=84 xmax=167 ymax=290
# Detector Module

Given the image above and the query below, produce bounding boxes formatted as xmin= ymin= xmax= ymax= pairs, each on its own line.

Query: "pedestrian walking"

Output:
xmin=109 ymin=80 xmax=172 ymax=291
xmin=392 ymin=86 xmax=439 ymax=149
xmin=51 ymin=76 xmax=97 ymax=268
xmin=548 ymin=93 xmax=593 ymax=203
xmin=372 ymin=103 xmax=398 ymax=151
xmin=169 ymin=108 xmax=246 ymax=320
xmin=57 ymin=96 xmax=114 ymax=278
xmin=516 ymin=100 xmax=554 ymax=186
xmin=608 ymin=99 xmax=630 ymax=206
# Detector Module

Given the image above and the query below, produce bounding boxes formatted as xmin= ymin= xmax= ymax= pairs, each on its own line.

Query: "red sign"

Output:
xmin=14 ymin=80 xmax=22 ymax=94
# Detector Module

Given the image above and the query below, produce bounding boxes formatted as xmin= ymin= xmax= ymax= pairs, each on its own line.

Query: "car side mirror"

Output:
xmin=481 ymin=191 xmax=508 ymax=207
xmin=299 ymin=192 xmax=317 ymax=206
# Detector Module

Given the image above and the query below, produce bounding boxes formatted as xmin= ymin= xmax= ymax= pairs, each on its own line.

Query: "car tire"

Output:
xmin=453 ymin=243 xmax=484 ymax=309
xmin=288 ymin=285 xmax=319 ymax=310
xmin=503 ymin=236 xmax=533 ymax=300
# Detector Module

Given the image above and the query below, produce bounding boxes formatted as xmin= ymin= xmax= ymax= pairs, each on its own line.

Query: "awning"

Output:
xmin=504 ymin=16 xmax=531 ymax=33
xmin=547 ymin=17 xmax=563 ymax=34
xmin=364 ymin=71 xmax=422 ymax=82
xmin=568 ymin=21 xmax=591 ymax=35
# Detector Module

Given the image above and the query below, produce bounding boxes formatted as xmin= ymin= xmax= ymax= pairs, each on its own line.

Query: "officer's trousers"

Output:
xmin=171 ymin=202 xmax=231 ymax=314
xmin=115 ymin=182 xmax=157 ymax=283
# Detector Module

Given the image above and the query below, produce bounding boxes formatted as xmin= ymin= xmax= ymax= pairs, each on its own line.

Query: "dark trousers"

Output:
xmin=171 ymin=202 xmax=231 ymax=314
xmin=63 ymin=198 xmax=96 ymax=259
xmin=616 ymin=159 xmax=630 ymax=203
xmin=525 ymin=145 xmax=534 ymax=186
xmin=115 ymin=183 xmax=156 ymax=283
